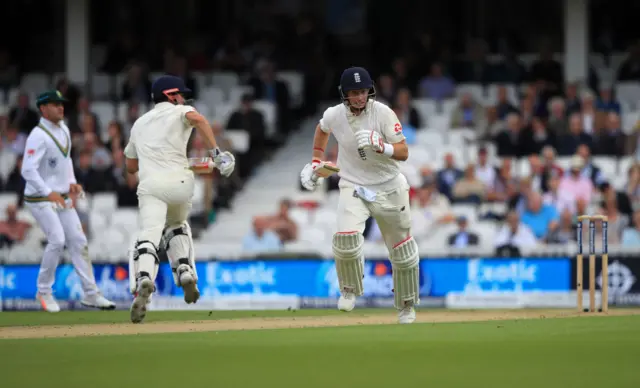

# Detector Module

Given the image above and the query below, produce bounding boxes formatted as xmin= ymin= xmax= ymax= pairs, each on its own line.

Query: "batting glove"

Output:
xmin=209 ymin=148 xmax=235 ymax=177
xmin=355 ymin=130 xmax=385 ymax=153
xmin=300 ymin=160 xmax=323 ymax=191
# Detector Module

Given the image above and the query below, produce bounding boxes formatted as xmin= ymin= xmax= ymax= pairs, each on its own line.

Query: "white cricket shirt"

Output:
xmin=124 ymin=102 xmax=195 ymax=186
xmin=319 ymin=100 xmax=405 ymax=187
xmin=21 ymin=118 xmax=76 ymax=201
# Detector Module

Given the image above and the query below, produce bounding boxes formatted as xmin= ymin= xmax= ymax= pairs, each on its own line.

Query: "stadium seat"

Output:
xmin=228 ymin=85 xmax=254 ymax=105
xmin=213 ymin=102 xmax=237 ymax=125
xmin=253 ymin=100 xmax=277 ymax=137
xmin=592 ymin=156 xmax=617 ymax=178
xmin=451 ymin=204 xmax=478 ymax=223
xmin=618 ymin=155 xmax=635 ymax=175
xmin=201 ymin=86 xmax=225 ymax=106
xmin=90 ymin=73 xmax=112 ymax=99
xmin=277 ymin=71 xmax=304 ymax=107
xmin=92 ymin=102 xmax=116 ymax=130
xmin=415 ymin=131 xmax=444 ymax=148
xmin=615 ymin=82 xmax=640 ymax=109
xmin=89 ymin=211 xmax=108 ymax=238
xmin=20 ymin=73 xmax=50 ymax=95
xmin=192 ymin=71 xmax=209 ymax=90
xmin=455 ymin=83 xmax=485 ymax=104
xmin=298 ymin=226 xmax=326 ymax=244
xmin=225 ymin=129 xmax=250 ymax=153
xmin=412 ymin=99 xmax=437 ymax=124
xmin=110 ymin=209 xmax=140 ymax=236
xmin=487 ymin=84 xmax=519 ymax=106
xmin=447 ymin=128 xmax=476 ymax=146
xmin=427 ymin=114 xmax=450 ymax=131
xmin=211 ymin=72 xmax=239 ymax=92
xmin=0 ymin=149 xmax=17 ymax=182
xmin=91 ymin=193 xmax=117 ymax=217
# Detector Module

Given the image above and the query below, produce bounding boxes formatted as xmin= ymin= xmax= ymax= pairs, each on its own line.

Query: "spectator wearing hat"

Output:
xmin=447 ymin=215 xmax=479 ymax=247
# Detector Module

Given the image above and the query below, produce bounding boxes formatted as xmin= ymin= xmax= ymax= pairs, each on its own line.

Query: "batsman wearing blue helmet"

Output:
xmin=124 ymin=75 xmax=235 ymax=323
xmin=300 ymin=67 xmax=419 ymax=324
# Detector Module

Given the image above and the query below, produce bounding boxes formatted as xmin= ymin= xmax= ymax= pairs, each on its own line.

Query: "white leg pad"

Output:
xmin=162 ymin=223 xmax=198 ymax=286
xmin=390 ymin=236 xmax=420 ymax=309
xmin=332 ymin=232 xmax=365 ymax=296
xmin=129 ymin=240 xmax=159 ymax=295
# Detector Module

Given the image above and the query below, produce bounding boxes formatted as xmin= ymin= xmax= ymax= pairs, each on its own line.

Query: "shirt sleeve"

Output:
xmin=68 ymin=157 xmax=77 ymax=184
xmin=380 ymin=104 xmax=406 ymax=144
xmin=179 ymin=105 xmax=196 ymax=128
xmin=318 ymin=107 xmax=333 ymax=133
xmin=124 ymin=132 xmax=137 ymax=159
xmin=21 ymin=131 xmax=52 ymax=196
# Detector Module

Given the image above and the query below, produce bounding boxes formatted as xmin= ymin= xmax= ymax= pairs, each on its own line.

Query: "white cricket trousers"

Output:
xmin=25 ymin=200 xmax=98 ymax=296
xmin=137 ymin=171 xmax=195 ymax=248
xmin=337 ymin=174 xmax=412 ymax=250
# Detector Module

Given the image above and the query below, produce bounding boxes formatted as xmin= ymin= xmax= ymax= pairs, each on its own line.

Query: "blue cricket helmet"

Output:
xmin=338 ymin=66 xmax=375 ymax=103
xmin=151 ymin=75 xmax=192 ymax=102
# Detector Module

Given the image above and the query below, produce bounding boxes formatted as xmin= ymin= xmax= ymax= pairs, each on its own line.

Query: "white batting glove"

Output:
xmin=300 ymin=161 xmax=323 ymax=191
xmin=209 ymin=148 xmax=235 ymax=177
xmin=355 ymin=130 xmax=385 ymax=153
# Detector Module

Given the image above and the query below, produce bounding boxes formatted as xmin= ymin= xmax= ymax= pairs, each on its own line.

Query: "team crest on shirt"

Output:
xmin=48 ymin=157 xmax=58 ymax=169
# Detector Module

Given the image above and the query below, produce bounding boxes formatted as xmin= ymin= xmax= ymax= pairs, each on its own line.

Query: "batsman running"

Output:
xmin=300 ymin=67 xmax=419 ymax=324
xmin=124 ymin=75 xmax=235 ymax=323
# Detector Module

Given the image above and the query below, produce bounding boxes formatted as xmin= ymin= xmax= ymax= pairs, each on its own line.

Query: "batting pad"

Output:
xmin=332 ymin=232 xmax=365 ymax=296
xmin=129 ymin=240 xmax=159 ymax=294
xmin=390 ymin=237 xmax=420 ymax=308
xmin=163 ymin=222 xmax=198 ymax=286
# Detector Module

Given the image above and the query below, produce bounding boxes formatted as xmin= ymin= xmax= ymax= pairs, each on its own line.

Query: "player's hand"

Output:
xmin=355 ymin=130 xmax=385 ymax=153
xmin=69 ymin=184 xmax=84 ymax=195
xmin=300 ymin=161 xmax=323 ymax=191
xmin=47 ymin=192 xmax=66 ymax=208
xmin=209 ymin=148 xmax=235 ymax=177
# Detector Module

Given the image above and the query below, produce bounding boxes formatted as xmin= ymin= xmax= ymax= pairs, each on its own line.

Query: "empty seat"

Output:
xmin=211 ymin=72 xmax=239 ymax=92
xmin=277 ymin=71 xmax=304 ymax=107
xmin=91 ymin=193 xmax=117 ymax=216
xmin=228 ymin=85 xmax=254 ymax=105
xmin=592 ymin=156 xmax=617 ymax=179
xmin=253 ymin=100 xmax=277 ymax=136
xmin=20 ymin=73 xmax=50 ymax=95
xmin=415 ymin=131 xmax=444 ymax=148
xmin=90 ymin=73 xmax=112 ymax=99
xmin=213 ymin=103 xmax=237 ymax=125
xmin=201 ymin=86 xmax=225 ymax=106
xmin=225 ymin=129 xmax=250 ymax=153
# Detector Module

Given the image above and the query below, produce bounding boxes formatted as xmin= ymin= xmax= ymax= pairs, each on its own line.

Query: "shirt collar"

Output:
xmin=40 ymin=117 xmax=63 ymax=128
xmin=155 ymin=102 xmax=176 ymax=110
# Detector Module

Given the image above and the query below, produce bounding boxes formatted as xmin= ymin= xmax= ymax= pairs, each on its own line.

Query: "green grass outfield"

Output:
xmin=0 ymin=309 xmax=639 ymax=388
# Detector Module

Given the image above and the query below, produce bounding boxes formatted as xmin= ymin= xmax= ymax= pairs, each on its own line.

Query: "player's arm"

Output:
xmin=124 ymin=135 xmax=139 ymax=174
xmin=388 ymin=140 xmax=409 ymax=161
xmin=185 ymin=111 xmax=219 ymax=151
xmin=21 ymin=133 xmax=64 ymax=206
xmin=312 ymin=123 xmax=331 ymax=161
xmin=185 ymin=109 xmax=235 ymax=177
xmin=382 ymin=109 xmax=409 ymax=161
xmin=21 ymin=133 xmax=51 ymax=196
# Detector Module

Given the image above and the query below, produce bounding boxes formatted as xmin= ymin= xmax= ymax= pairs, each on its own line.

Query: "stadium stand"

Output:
xmin=2 ymin=2 xmax=640 ymax=265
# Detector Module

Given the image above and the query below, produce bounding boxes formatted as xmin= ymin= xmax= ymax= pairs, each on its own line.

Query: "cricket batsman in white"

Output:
xmin=300 ymin=67 xmax=419 ymax=324
xmin=124 ymin=75 xmax=235 ymax=323
xmin=21 ymin=90 xmax=116 ymax=312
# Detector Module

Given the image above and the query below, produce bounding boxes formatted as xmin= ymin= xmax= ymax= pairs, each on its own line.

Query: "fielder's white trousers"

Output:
xmin=25 ymin=201 xmax=98 ymax=296
xmin=137 ymin=172 xmax=195 ymax=247
xmin=337 ymin=174 xmax=412 ymax=250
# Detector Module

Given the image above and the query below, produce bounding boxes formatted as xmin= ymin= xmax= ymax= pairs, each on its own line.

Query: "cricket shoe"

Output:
xmin=130 ymin=277 xmax=155 ymax=324
xmin=397 ymin=301 xmax=416 ymax=324
xmin=338 ymin=291 xmax=356 ymax=312
xmin=37 ymin=292 xmax=60 ymax=313
xmin=81 ymin=293 xmax=116 ymax=310
xmin=177 ymin=264 xmax=200 ymax=304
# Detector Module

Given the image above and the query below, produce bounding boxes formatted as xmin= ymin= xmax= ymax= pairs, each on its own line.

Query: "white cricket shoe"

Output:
xmin=37 ymin=292 xmax=60 ymax=313
xmin=130 ymin=277 xmax=155 ymax=324
xmin=398 ymin=302 xmax=416 ymax=324
xmin=81 ymin=293 xmax=116 ymax=310
xmin=338 ymin=291 xmax=356 ymax=312
xmin=177 ymin=264 xmax=200 ymax=304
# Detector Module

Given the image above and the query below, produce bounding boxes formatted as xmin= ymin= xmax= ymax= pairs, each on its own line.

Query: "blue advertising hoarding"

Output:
xmin=0 ymin=257 xmax=571 ymax=309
